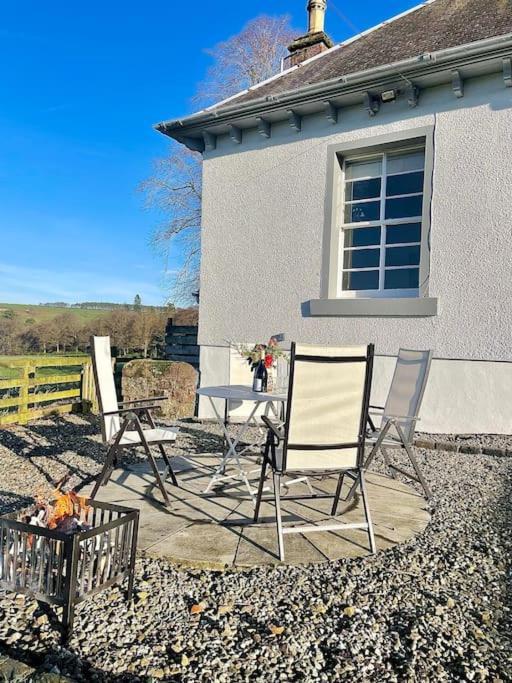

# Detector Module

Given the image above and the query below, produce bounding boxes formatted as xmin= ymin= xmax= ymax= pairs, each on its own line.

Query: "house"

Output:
xmin=156 ymin=0 xmax=512 ymax=434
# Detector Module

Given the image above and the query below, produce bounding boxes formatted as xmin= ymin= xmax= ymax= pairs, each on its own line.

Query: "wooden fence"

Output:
xmin=0 ymin=356 xmax=98 ymax=426
xmin=165 ymin=322 xmax=199 ymax=367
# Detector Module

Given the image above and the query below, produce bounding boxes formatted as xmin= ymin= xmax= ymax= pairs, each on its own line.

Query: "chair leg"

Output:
xmin=253 ymin=458 xmax=268 ymax=522
xmin=142 ymin=406 xmax=179 ymax=488
xmin=331 ymin=473 xmax=345 ymax=516
xmin=134 ymin=424 xmax=171 ymax=508
xmin=145 ymin=443 xmax=171 ymax=507
xmin=359 ymin=469 xmax=376 ymax=554
xmin=91 ymin=419 xmax=132 ymax=499
xmin=90 ymin=443 xmax=118 ymax=499
xmin=347 ymin=421 xmax=395 ymax=502
xmin=158 ymin=444 xmax=178 ymax=487
xmin=345 ymin=437 xmax=383 ymax=504
xmin=273 ymin=472 xmax=285 ymax=561
xmin=345 ymin=462 xmax=365 ymax=504
xmin=403 ymin=441 xmax=432 ymax=500
xmin=305 ymin=477 xmax=315 ymax=497
xmin=381 ymin=446 xmax=396 ymax=479
xmin=363 ymin=441 xmax=380 ymax=470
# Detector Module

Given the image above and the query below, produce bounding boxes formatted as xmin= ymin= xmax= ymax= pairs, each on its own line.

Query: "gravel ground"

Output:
xmin=418 ymin=432 xmax=512 ymax=452
xmin=0 ymin=415 xmax=511 ymax=682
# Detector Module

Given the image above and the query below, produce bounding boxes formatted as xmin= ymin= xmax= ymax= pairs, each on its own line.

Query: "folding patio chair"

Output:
xmin=253 ymin=342 xmax=376 ymax=562
xmin=347 ymin=348 xmax=433 ymax=502
xmin=89 ymin=336 xmax=179 ymax=508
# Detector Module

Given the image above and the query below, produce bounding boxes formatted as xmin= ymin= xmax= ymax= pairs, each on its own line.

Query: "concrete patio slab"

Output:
xmin=81 ymin=459 xmax=430 ymax=568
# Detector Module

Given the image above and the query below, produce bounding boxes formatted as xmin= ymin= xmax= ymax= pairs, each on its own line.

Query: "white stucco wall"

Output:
xmin=198 ymin=346 xmax=512 ymax=434
xmin=197 ymin=72 xmax=512 ymax=433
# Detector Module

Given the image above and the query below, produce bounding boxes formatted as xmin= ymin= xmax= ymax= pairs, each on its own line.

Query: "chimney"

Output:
xmin=308 ymin=0 xmax=327 ymax=33
xmin=284 ymin=0 xmax=333 ymax=69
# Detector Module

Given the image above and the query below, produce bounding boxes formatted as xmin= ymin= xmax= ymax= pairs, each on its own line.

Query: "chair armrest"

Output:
xmin=103 ymin=405 xmax=161 ymax=417
xmin=261 ymin=415 xmax=285 ymax=441
xmin=119 ymin=396 xmax=166 ymax=406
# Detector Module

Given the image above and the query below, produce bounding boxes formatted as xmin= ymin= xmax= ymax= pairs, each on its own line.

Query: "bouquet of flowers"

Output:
xmin=237 ymin=337 xmax=287 ymax=371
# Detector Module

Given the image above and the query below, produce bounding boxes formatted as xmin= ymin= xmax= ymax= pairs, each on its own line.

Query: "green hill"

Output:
xmin=0 ymin=303 xmax=110 ymax=326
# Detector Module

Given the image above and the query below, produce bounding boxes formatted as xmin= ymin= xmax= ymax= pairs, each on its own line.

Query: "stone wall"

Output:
xmin=122 ymin=359 xmax=198 ymax=420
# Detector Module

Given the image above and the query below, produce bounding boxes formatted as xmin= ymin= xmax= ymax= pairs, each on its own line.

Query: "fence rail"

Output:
xmin=165 ymin=323 xmax=199 ymax=366
xmin=0 ymin=356 xmax=98 ymax=426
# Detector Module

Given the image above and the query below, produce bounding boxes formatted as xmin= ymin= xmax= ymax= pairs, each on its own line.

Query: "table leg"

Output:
xmin=203 ymin=397 xmax=237 ymax=492
xmin=204 ymin=400 xmax=266 ymax=498
xmin=203 ymin=398 xmax=257 ymax=492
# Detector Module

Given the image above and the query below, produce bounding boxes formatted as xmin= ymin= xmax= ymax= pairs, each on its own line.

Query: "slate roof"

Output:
xmin=213 ymin=0 xmax=512 ymax=111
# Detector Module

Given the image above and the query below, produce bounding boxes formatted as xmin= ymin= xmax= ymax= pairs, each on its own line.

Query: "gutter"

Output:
xmin=195 ymin=1 xmax=435 ymax=116
xmin=156 ymin=32 xmax=512 ymax=136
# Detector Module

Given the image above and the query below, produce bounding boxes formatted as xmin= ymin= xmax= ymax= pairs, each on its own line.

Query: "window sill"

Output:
xmin=308 ymin=297 xmax=438 ymax=317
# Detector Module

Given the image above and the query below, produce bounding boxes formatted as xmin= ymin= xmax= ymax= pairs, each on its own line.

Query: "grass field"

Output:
xmin=0 ymin=354 xmax=86 ymax=379
xmin=0 ymin=303 xmax=110 ymax=325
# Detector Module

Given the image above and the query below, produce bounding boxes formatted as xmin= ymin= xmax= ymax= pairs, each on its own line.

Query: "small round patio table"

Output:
xmin=196 ymin=384 xmax=287 ymax=498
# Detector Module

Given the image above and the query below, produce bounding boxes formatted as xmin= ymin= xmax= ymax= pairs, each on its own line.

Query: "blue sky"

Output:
xmin=0 ymin=0 xmax=416 ymax=306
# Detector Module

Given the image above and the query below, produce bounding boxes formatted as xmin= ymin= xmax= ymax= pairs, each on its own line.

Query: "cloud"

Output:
xmin=41 ymin=103 xmax=73 ymax=114
xmin=0 ymin=262 xmax=165 ymax=306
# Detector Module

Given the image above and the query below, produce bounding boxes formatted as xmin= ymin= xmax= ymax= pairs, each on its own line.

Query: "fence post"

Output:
xmin=81 ymin=360 xmax=98 ymax=414
xmin=18 ymin=363 xmax=30 ymax=425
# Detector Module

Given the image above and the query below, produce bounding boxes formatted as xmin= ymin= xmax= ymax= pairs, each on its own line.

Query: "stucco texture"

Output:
xmin=197 ymin=73 xmax=512 ymax=432
xmin=199 ymin=73 xmax=512 ymax=361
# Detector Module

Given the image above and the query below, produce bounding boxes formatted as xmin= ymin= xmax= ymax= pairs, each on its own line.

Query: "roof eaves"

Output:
xmin=156 ymin=30 xmax=512 ymax=139
xmin=167 ymin=0 xmax=436 ymax=123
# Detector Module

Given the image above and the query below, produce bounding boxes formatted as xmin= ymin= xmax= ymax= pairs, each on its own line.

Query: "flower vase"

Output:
xmin=267 ymin=366 xmax=276 ymax=393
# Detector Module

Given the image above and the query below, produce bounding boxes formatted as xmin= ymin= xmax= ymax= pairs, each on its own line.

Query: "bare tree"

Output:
xmin=142 ymin=14 xmax=295 ymax=304
xmin=133 ymin=308 xmax=167 ymax=358
xmin=141 ymin=147 xmax=202 ymax=303
xmin=195 ymin=15 xmax=296 ymax=107
xmin=0 ymin=318 xmax=20 ymax=354
xmin=94 ymin=310 xmax=135 ymax=356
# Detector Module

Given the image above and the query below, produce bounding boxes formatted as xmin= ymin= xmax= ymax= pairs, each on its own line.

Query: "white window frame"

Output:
xmin=339 ymin=145 xmax=425 ymax=299
xmin=321 ymin=127 xmax=434 ymax=303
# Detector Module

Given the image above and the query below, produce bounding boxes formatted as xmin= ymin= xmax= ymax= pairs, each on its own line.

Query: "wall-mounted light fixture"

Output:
xmin=381 ymin=89 xmax=397 ymax=102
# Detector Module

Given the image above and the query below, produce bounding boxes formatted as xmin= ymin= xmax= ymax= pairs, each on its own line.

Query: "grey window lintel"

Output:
xmin=309 ymin=297 xmax=438 ymax=317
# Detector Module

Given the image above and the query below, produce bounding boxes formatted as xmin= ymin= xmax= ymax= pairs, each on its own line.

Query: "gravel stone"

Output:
xmin=419 ymin=431 xmax=512 ymax=452
xmin=0 ymin=415 xmax=510 ymax=682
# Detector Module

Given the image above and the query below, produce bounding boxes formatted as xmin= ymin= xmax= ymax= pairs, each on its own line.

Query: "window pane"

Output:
xmin=343 ymin=270 xmax=379 ymax=291
xmin=344 ymin=226 xmax=381 ymax=247
xmin=346 ymin=177 xmax=381 ymax=201
xmin=385 ymin=246 xmax=420 ymax=267
xmin=387 ymin=150 xmax=425 ymax=174
xmin=384 ymin=268 xmax=419 ymax=289
xmin=345 ymin=201 xmax=380 ymax=223
xmin=386 ymin=223 xmax=421 ymax=245
xmin=345 ymin=158 xmax=382 ymax=181
xmin=386 ymin=171 xmax=424 ymax=197
xmin=385 ymin=195 xmax=423 ymax=220
xmin=344 ymin=249 xmax=380 ymax=270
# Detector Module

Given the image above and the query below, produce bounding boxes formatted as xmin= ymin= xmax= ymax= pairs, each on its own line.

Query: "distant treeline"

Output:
xmin=39 ymin=301 xmax=166 ymax=311
xmin=0 ymin=306 xmax=198 ymax=357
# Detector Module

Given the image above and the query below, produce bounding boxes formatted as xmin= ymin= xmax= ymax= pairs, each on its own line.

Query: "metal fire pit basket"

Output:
xmin=0 ymin=499 xmax=139 ymax=643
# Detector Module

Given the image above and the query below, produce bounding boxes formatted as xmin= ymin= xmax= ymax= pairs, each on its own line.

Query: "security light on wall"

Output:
xmin=381 ymin=89 xmax=397 ymax=102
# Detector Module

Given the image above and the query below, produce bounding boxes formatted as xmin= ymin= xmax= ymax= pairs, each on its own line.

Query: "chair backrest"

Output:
xmin=90 ymin=336 xmax=119 ymax=443
xmin=382 ymin=348 xmax=433 ymax=443
xmin=282 ymin=343 xmax=374 ymax=472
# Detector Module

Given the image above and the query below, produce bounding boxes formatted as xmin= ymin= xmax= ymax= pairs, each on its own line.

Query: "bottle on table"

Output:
xmin=252 ymin=349 xmax=268 ymax=392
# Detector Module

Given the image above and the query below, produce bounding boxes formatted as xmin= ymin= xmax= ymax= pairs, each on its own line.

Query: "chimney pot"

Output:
xmin=308 ymin=0 xmax=327 ymax=34
xmin=284 ymin=0 xmax=333 ymax=69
